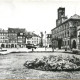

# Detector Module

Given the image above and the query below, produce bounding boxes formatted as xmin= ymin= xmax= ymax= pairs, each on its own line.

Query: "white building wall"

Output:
xmin=26 ymin=36 xmax=41 ymax=45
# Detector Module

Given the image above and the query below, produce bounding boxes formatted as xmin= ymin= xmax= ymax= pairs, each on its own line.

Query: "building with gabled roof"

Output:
xmin=0 ymin=29 xmax=8 ymax=48
xmin=8 ymin=28 xmax=25 ymax=33
xmin=8 ymin=28 xmax=26 ymax=48
xmin=26 ymin=32 xmax=41 ymax=46
xmin=51 ymin=7 xmax=80 ymax=49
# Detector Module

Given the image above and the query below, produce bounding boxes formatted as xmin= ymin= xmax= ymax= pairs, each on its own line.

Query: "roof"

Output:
xmin=51 ymin=27 xmax=56 ymax=31
xmin=0 ymin=29 xmax=8 ymax=33
xmin=25 ymin=32 xmax=41 ymax=38
xmin=59 ymin=14 xmax=80 ymax=27
xmin=47 ymin=34 xmax=52 ymax=38
xmin=51 ymin=14 xmax=80 ymax=31
xmin=25 ymin=32 xmax=32 ymax=38
xmin=32 ymin=33 xmax=41 ymax=38
xmin=8 ymin=28 xmax=25 ymax=33
xmin=58 ymin=7 xmax=65 ymax=11
xmin=70 ymin=14 xmax=80 ymax=19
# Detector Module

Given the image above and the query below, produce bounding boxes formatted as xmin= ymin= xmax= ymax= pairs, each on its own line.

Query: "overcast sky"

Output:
xmin=0 ymin=0 xmax=80 ymax=35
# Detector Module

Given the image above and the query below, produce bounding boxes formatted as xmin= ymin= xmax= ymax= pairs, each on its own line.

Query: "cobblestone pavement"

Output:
xmin=0 ymin=48 xmax=80 ymax=79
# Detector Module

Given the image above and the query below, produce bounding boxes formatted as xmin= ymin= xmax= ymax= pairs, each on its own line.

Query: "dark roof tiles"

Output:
xmin=8 ymin=28 xmax=25 ymax=33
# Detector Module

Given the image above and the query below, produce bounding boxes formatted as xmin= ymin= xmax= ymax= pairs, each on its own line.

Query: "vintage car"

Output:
xmin=26 ymin=44 xmax=37 ymax=49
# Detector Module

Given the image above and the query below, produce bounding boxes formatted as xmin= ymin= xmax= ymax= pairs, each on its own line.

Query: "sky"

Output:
xmin=0 ymin=0 xmax=80 ymax=35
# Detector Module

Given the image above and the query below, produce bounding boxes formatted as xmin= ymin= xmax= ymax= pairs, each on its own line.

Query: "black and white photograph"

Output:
xmin=0 ymin=0 xmax=80 ymax=79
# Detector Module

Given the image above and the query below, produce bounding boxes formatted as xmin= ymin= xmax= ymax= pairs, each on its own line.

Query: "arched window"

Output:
xmin=65 ymin=32 xmax=66 ymax=37
xmin=67 ymin=30 xmax=69 ymax=37
xmin=72 ymin=40 xmax=76 ymax=49
xmin=1 ymin=44 xmax=5 ymax=48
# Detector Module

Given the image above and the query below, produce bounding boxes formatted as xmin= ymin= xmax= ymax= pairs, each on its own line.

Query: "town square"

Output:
xmin=0 ymin=0 xmax=80 ymax=79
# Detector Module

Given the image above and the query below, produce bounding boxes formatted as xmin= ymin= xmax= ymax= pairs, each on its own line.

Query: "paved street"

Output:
xmin=0 ymin=48 xmax=80 ymax=79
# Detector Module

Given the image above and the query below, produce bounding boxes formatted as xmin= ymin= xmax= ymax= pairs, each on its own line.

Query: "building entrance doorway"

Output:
xmin=1 ymin=44 xmax=5 ymax=48
xmin=11 ymin=44 xmax=14 ymax=48
xmin=72 ymin=40 xmax=76 ymax=49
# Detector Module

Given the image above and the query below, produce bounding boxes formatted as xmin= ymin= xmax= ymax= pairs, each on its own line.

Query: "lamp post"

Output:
xmin=45 ymin=31 xmax=47 ymax=51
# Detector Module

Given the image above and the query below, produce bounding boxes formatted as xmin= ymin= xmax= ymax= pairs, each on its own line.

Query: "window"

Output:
xmin=65 ymin=24 xmax=67 ymax=29
xmin=67 ymin=31 xmax=69 ymax=37
xmin=18 ymin=36 xmax=22 ymax=38
xmin=68 ymin=40 xmax=69 ymax=45
xmin=65 ymin=32 xmax=66 ymax=37
xmin=65 ymin=41 xmax=66 ymax=45
xmin=63 ymin=41 xmax=64 ymax=46
xmin=20 ymin=33 xmax=23 ymax=35
xmin=67 ymin=22 xmax=69 ymax=29
xmin=79 ymin=37 xmax=80 ymax=44
xmin=77 ymin=21 xmax=80 ymax=26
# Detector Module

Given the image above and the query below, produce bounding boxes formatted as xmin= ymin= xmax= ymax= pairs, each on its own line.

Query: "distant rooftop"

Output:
xmin=70 ymin=14 xmax=80 ymax=19
xmin=32 ymin=33 xmax=41 ymax=38
xmin=0 ymin=29 xmax=8 ymax=33
xmin=51 ymin=14 xmax=80 ymax=31
xmin=58 ymin=7 xmax=65 ymax=10
xmin=8 ymin=28 xmax=25 ymax=33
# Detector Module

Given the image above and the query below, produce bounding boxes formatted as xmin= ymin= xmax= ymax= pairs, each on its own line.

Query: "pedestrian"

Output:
xmin=32 ymin=48 xmax=34 ymax=52
xmin=52 ymin=45 xmax=54 ymax=52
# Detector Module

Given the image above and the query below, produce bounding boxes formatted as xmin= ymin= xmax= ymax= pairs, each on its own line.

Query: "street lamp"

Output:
xmin=45 ymin=31 xmax=47 ymax=51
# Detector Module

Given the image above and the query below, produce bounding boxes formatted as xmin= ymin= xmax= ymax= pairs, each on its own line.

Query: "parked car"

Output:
xmin=26 ymin=44 xmax=37 ymax=49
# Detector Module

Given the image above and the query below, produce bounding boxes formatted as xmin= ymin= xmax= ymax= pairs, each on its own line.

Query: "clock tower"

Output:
xmin=58 ymin=7 xmax=65 ymax=19
xmin=56 ymin=7 xmax=67 ymax=27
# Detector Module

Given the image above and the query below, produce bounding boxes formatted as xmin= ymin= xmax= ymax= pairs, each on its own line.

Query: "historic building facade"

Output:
xmin=8 ymin=28 xmax=17 ymax=48
xmin=0 ymin=28 xmax=41 ymax=48
xmin=8 ymin=28 xmax=26 ymax=48
xmin=0 ymin=29 xmax=8 ymax=48
xmin=26 ymin=32 xmax=41 ymax=46
xmin=51 ymin=7 xmax=80 ymax=49
xmin=77 ymin=26 xmax=80 ymax=49
xmin=47 ymin=34 xmax=52 ymax=47
xmin=17 ymin=32 xmax=26 ymax=47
